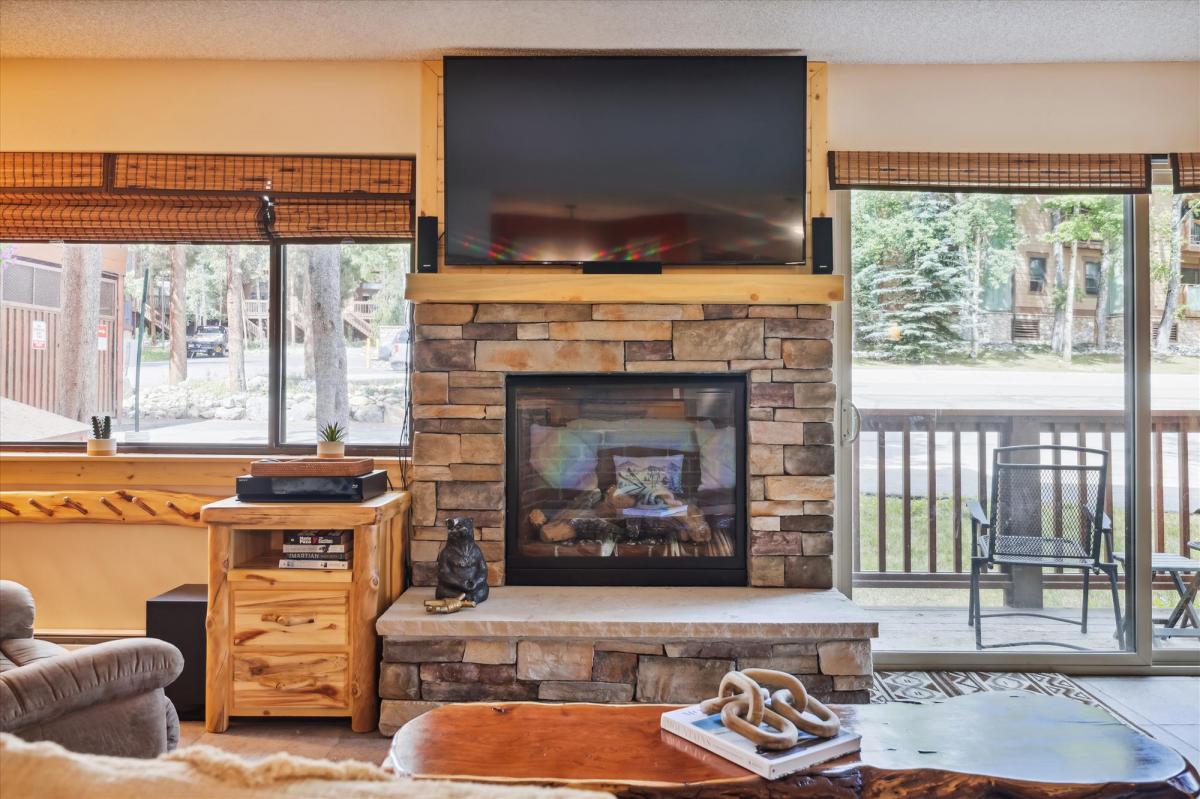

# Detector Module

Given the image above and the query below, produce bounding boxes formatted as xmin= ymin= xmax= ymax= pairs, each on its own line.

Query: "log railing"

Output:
xmin=852 ymin=409 xmax=1197 ymax=591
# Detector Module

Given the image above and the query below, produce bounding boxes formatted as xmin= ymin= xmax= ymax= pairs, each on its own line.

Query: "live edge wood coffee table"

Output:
xmin=388 ymin=692 xmax=1199 ymax=798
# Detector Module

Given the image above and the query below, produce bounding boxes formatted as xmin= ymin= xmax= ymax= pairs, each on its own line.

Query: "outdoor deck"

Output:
xmin=870 ymin=605 xmax=1200 ymax=653
xmin=851 ymin=405 xmax=1197 ymax=654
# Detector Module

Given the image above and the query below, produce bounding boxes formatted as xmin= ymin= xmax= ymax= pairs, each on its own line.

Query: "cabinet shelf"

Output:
xmin=230 ymin=552 xmax=353 ymax=582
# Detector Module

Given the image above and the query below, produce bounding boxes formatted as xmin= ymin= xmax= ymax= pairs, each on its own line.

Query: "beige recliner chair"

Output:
xmin=0 ymin=579 xmax=183 ymax=757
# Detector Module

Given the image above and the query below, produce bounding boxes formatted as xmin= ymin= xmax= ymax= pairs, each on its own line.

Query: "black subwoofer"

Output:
xmin=146 ymin=584 xmax=207 ymax=720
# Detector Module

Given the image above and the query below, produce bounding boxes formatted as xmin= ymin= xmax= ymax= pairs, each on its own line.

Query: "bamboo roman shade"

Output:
xmin=0 ymin=152 xmax=415 ymax=242
xmin=828 ymin=152 xmax=1152 ymax=194
xmin=1170 ymin=153 xmax=1200 ymax=194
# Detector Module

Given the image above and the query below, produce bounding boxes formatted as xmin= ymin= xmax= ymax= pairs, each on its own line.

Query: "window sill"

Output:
xmin=0 ymin=444 xmax=408 ymax=457
xmin=0 ymin=450 xmax=410 ymax=494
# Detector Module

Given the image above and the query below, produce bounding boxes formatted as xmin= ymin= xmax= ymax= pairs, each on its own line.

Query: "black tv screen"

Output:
xmin=444 ymin=56 xmax=807 ymax=266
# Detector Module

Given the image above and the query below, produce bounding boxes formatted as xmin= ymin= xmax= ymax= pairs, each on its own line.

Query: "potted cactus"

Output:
xmin=87 ymin=415 xmax=117 ymax=456
xmin=316 ymin=422 xmax=347 ymax=458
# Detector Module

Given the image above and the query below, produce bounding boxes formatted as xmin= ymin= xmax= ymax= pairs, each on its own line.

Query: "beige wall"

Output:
xmin=828 ymin=62 xmax=1200 ymax=152
xmin=0 ymin=523 xmax=208 ymax=632
xmin=5 ymin=59 xmax=1195 ymax=157
xmin=0 ymin=59 xmax=422 ymax=154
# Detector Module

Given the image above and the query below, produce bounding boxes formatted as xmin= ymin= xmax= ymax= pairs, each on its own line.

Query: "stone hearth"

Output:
xmin=376 ymin=586 xmax=876 ymax=733
xmin=409 ymin=301 xmax=836 ymax=589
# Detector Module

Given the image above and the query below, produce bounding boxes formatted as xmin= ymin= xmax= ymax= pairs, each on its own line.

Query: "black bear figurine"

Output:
xmin=435 ymin=517 xmax=489 ymax=604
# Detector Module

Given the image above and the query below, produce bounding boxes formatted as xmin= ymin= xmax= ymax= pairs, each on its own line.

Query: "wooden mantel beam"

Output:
xmin=404 ymin=273 xmax=845 ymax=305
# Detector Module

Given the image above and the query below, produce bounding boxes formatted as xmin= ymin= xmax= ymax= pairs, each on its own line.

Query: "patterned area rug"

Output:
xmin=872 ymin=671 xmax=1122 ymax=716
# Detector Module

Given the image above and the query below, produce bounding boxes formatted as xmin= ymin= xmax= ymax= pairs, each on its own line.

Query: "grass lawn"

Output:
xmin=138 ymin=345 xmax=170 ymax=362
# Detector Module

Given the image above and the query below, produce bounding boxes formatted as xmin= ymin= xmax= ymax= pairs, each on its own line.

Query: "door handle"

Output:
xmin=842 ymin=400 xmax=862 ymax=444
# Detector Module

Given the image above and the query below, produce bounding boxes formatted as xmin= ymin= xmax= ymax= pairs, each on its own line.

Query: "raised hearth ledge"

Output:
xmin=377 ymin=586 xmax=877 ymax=640
xmin=404 ymin=273 xmax=845 ymax=305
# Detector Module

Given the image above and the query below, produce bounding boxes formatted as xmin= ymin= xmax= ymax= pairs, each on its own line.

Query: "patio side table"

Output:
xmin=1114 ymin=547 xmax=1200 ymax=638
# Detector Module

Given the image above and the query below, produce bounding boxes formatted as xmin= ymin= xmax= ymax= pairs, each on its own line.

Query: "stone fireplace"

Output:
xmin=409 ymin=301 xmax=837 ymax=590
xmin=382 ymin=294 xmax=873 ymax=734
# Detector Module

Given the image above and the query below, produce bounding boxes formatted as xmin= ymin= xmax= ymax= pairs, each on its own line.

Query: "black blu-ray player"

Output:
xmin=235 ymin=470 xmax=389 ymax=502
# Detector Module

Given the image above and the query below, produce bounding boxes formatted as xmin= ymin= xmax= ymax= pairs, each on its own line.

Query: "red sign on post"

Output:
xmin=97 ymin=324 xmax=108 ymax=351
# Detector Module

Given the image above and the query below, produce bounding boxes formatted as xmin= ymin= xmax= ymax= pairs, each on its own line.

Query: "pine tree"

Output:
xmin=853 ymin=191 xmax=966 ymax=361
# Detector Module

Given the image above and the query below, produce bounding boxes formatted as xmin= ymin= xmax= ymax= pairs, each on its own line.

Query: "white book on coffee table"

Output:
xmin=660 ymin=704 xmax=861 ymax=780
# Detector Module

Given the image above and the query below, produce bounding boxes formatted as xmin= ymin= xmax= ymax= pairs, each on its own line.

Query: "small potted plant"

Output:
xmin=87 ymin=415 xmax=117 ymax=456
xmin=316 ymin=422 xmax=347 ymax=458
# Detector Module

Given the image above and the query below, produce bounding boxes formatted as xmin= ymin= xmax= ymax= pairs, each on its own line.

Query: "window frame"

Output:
xmin=1083 ymin=260 xmax=1102 ymax=296
xmin=0 ymin=239 xmax=413 ymax=456
xmin=1028 ymin=255 xmax=1047 ymax=293
xmin=835 ymin=188 xmax=1151 ymax=670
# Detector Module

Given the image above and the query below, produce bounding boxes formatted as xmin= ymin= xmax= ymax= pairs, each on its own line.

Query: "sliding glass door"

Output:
xmin=1148 ymin=177 xmax=1200 ymax=662
xmin=836 ymin=189 xmax=1157 ymax=659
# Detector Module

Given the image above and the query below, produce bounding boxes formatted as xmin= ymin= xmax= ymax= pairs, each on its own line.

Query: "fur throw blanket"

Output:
xmin=0 ymin=734 xmax=605 ymax=799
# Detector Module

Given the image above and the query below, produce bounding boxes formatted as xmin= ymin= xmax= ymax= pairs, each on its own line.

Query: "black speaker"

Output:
xmin=812 ymin=217 xmax=833 ymax=275
xmin=417 ymin=216 xmax=439 ymax=273
xmin=146 ymin=584 xmax=206 ymax=720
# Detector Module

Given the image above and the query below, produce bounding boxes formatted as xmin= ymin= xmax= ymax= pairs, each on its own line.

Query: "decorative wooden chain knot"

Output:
xmin=698 ymin=669 xmax=841 ymax=750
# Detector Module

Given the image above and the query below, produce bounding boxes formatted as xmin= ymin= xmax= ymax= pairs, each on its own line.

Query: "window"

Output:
xmin=1182 ymin=258 xmax=1200 ymax=315
xmin=0 ymin=151 xmax=416 ymax=450
xmin=1084 ymin=261 xmax=1102 ymax=295
xmin=0 ymin=242 xmax=273 ymax=445
xmin=1190 ymin=220 xmax=1200 ymax=246
xmin=0 ymin=240 xmax=412 ymax=450
xmin=1028 ymin=256 xmax=1047 ymax=293
xmin=282 ymin=243 xmax=410 ymax=446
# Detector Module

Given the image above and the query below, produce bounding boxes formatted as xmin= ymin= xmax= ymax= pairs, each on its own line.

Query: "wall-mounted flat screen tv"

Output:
xmin=444 ymin=56 xmax=807 ymax=266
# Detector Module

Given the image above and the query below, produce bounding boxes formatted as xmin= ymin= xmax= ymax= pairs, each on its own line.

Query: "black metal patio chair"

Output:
xmin=967 ymin=444 xmax=1122 ymax=650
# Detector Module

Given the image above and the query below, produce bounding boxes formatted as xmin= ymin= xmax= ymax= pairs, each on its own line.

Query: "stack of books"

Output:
xmin=278 ymin=530 xmax=353 ymax=570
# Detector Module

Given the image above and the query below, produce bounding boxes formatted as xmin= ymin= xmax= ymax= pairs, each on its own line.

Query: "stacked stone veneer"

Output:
xmin=409 ymin=301 xmax=837 ymax=589
xmin=379 ymin=635 xmax=871 ymax=734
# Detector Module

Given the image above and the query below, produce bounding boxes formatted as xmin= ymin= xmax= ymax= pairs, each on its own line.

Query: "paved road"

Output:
xmin=126 ymin=345 xmax=404 ymax=390
xmin=854 ymin=365 xmax=1199 ymax=412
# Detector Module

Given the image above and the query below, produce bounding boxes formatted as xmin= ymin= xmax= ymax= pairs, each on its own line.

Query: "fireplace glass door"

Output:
xmin=506 ymin=373 xmax=747 ymax=585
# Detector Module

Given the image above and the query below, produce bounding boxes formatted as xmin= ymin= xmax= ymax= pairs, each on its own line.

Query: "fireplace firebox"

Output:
xmin=505 ymin=373 xmax=747 ymax=586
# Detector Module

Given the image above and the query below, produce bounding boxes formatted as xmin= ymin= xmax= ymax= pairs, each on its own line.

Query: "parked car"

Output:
xmin=377 ymin=325 xmax=410 ymax=371
xmin=186 ymin=325 xmax=228 ymax=358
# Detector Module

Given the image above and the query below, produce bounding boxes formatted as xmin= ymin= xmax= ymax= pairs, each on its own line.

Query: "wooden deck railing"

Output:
xmin=852 ymin=409 xmax=1197 ymax=590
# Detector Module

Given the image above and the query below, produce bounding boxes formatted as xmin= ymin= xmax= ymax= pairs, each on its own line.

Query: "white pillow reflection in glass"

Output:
xmin=613 ymin=454 xmax=684 ymax=508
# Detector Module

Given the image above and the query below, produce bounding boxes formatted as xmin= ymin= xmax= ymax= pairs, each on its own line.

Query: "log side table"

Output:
xmin=202 ymin=492 xmax=409 ymax=733
xmin=388 ymin=692 xmax=1199 ymax=798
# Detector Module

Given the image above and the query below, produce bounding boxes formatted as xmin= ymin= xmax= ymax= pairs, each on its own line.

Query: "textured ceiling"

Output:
xmin=0 ymin=0 xmax=1196 ymax=64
